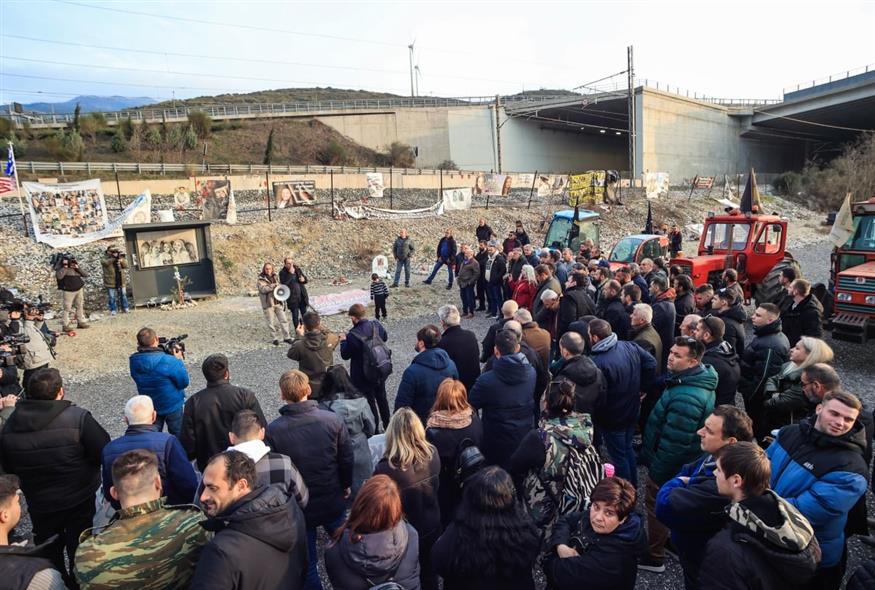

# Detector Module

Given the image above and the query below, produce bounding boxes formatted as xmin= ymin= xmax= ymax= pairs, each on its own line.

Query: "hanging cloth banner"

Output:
xmin=442 ymin=187 xmax=472 ymax=211
xmin=335 ymin=200 xmax=444 ymax=220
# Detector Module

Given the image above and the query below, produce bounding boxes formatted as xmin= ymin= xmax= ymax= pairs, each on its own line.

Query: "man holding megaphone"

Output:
xmin=257 ymin=263 xmax=293 ymax=346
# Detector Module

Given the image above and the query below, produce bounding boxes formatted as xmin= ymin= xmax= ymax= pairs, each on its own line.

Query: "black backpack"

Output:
xmin=454 ymin=437 xmax=486 ymax=486
xmin=350 ymin=322 xmax=393 ymax=382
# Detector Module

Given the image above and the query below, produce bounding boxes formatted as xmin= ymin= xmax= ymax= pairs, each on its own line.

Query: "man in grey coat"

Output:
xmin=391 ymin=229 xmax=416 ymax=288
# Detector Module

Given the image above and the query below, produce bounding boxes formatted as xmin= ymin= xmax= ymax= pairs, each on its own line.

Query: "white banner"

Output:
xmin=24 ymin=180 xmax=152 ymax=247
xmin=644 ymin=172 xmax=670 ymax=199
xmin=366 ymin=173 xmax=385 ymax=199
xmin=311 ymin=289 xmax=371 ymax=316
xmin=336 ymin=200 xmax=444 ymax=220
xmin=442 ymin=187 xmax=472 ymax=211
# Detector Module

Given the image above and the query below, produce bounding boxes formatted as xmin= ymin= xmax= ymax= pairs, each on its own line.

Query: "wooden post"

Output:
xmin=527 ymin=170 xmax=538 ymax=209
xmin=389 ymin=167 xmax=394 ymax=210
xmin=265 ymin=171 xmax=272 ymax=222
xmin=115 ymin=170 xmax=123 ymax=211
xmin=330 ymin=169 xmax=335 ymax=217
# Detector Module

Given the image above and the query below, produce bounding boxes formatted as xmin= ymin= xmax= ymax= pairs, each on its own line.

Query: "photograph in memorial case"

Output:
xmin=136 ymin=228 xmax=200 ymax=268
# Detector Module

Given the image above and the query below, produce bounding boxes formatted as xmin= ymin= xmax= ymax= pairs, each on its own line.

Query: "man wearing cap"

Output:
xmin=101 ymin=246 xmax=129 ymax=315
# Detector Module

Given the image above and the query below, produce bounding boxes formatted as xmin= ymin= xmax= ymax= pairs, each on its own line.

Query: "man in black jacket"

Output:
xmin=596 ymin=280 xmax=630 ymax=341
xmin=673 ymin=275 xmax=696 ymax=336
xmin=179 ymin=354 xmax=265 ymax=472
xmin=480 ymin=300 xmax=517 ymax=363
xmin=266 ymin=370 xmax=353 ymax=590
xmin=474 ymin=240 xmax=489 ymax=311
xmin=697 ymin=317 xmax=741 ymax=407
xmin=339 ymin=303 xmax=391 ymax=428
xmin=711 ymin=288 xmax=746 ymax=354
xmin=484 ymin=241 xmax=507 ymax=318
xmin=437 ymin=304 xmax=480 ymax=392
xmin=0 ymin=368 xmax=109 ymax=585
xmin=739 ymin=304 xmax=790 ymax=440
xmin=191 ymin=450 xmax=307 ymax=590
xmin=781 ymin=279 xmax=824 ymax=347
xmin=555 ymin=332 xmax=605 ymax=415
xmin=649 ymin=275 xmax=676 ymax=368
xmin=558 ymin=271 xmax=596 ymax=337
xmin=423 ymin=228 xmax=457 ymax=289
xmin=475 ymin=217 xmax=494 ymax=244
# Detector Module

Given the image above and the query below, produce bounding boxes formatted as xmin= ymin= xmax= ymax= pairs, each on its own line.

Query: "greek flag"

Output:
xmin=0 ymin=144 xmax=16 ymax=194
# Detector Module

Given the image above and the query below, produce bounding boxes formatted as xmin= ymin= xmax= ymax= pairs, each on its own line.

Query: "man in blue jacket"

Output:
xmin=767 ymin=390 xmax=868 ymax=590
xmin=395 ymin=324 xmax=458 ymax=425
xmin=469 ymin=329 xmax=535 ymax=469
xmin=129 ymin=327 xmax=189 ymax=436
xmin=655 ymin=405 xmax=754 ymax=589
xmin=340 ymin=303 xmax=390 ymax=428
xmin=101 ymin=395 xmax=198 ymax=509
xmin=587 ymin=318 xmax=656 ymax=488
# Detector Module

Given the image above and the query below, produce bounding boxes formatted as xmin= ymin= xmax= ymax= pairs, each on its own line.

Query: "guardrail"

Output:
xmin=782 ymin=63 xmax=874 ymax=95
xmin=639 ymin=79 xmax=781 ymax=106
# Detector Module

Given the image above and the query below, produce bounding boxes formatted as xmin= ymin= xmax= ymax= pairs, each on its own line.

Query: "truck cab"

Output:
xmin=543 ymin=209 xmax=600 ymax=253
xmin=607 ymin=234 xmax=669 ymax=271
xmin=831 ymin=197 xmax=875 ymax=342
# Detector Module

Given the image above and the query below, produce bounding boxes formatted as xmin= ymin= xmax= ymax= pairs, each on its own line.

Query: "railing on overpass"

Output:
xmin=639 ymin=79 xmax=781 ymax=106
xmin=783 ymin=63 xmax=874 ymax=96
xmin=5 ymin=95 xmax=577 ymax=127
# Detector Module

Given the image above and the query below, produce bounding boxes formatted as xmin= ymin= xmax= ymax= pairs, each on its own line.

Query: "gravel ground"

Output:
xmin=26 ymin=237 xmax=875 ymax=588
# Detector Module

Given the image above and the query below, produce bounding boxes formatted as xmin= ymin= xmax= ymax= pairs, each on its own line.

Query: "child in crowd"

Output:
xmin=370 ymin=273 xmax=389 ymax=320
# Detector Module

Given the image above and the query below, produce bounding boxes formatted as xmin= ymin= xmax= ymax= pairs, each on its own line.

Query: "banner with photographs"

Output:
xmin=473 ymin=174 xmax=512 ymax=196
xmin=442 ymin=187 xmax=472 ymax=211
xmin=135 ymin=227 xmax=200 ymax=268
xmin=24 ymin=180 xmax=153 ymax=248
xmin=195 ymin=178 xmax=237 ymax=223
xmin=644 ymin=172 xmax=670 ymax=199
xmin=568 ymin=171 xmax=606 ymax=206
xmin=536 ymin=175 xmax=569 ymax=197
xmin=273 ymin=180 xmax=316 ymax=208
xmin=366 ymin=173 xmax=385 ymax=199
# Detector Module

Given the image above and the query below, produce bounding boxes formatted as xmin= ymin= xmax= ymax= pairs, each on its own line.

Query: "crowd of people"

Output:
xmin=0 ymin=216 xmax=873 ymax=590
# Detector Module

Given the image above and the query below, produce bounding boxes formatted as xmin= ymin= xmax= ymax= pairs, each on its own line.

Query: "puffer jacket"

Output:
xmin=325 ymin=521 xmax=421 ymax=590
xmin=469 ymin=352 xmax=536 ymax=468
xmin=394 ymin=347 xmax=459 ymax=425
xmin=702 ymin=339 xmax=741 ymax=406
xmin=558 ymin=284 xmax=596 ymax=336
xmin=589 ymin=335 xmax=656 ymax=431
xmin=426 ymin=410 xmax=483 ymax=527
xmin=848 ymin=557 xmax=875 ymax=590
xmin=555 ymin=355 xmax=606 ymax=416
xmin=763 ymin=362 xmax=807 ymax=427
xmin=766 ymin=418 xmax=868 ymax=568
xmin=738 ymin=319 xmax=789 ymax=401
xmin=543 ymin=509 xmax=646 ymax=590
xmin=129 ymin=349 xmax=189 ymax=415
xmin=697 ymin=490 xmax=821 ymax=590
xmin=374 ymin=450 xmax=442 ymax=545
xmin=641 ymin=365 xmax=717 ymax=485
xmin=780 ymin=293 xmax=823 ymax=347
xmin=714 ymin=304 xmax=747 ymax=359
xmin=190 ymin=485 xmax=308 ymax=590
xmin=287 ymin=329 xmax=340 ymax=399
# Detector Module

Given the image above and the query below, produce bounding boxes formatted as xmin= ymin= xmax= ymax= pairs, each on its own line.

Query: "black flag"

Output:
xmin=740 ymin=168 xmax=761 ymax=213
xmin=644 ymin=200 xmax=654 ymax=234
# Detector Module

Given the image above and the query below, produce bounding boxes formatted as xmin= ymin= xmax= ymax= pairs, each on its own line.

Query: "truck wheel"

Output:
xmin=755 ymin=254 xmax=802 ymax=306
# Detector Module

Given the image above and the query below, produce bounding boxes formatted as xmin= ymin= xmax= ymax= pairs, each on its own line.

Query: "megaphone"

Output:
xmin=273 ymin=284 xmax=291 ymax=302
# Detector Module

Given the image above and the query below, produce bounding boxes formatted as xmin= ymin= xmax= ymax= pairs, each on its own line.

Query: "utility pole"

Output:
xmin=627 ymin=46 xmax=636 ymax=180
xmin=494 ymin=95 xmax=502 ymax=174
xmin=408 ymin=43 xmax=416 ymax=97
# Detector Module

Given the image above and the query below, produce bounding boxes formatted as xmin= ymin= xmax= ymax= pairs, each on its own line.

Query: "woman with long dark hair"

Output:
xmin=325 ymin=474 xmax=421 ymax=590
xmin=425 ymin=378 xmax=483 ymax=527
xmin=509 ymin=378 xmax=603 ymax=540
xmin=320 ymin=365 xmax=376 ymax=495
xmin=431 ymin=466 xmax=540 ymax=590
xmin=375 ymin=408 xmax=441 ymax=590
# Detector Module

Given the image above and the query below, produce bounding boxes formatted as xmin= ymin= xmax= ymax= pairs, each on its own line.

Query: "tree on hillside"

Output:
xmin=263 ymin=127 xmax=276 ymax=165
xmin=183 ymin=124 xmax=198 ymax=152
xmin=111 ymin=127 xmax=126 ymax=153
xmin=120 ymin=117 xmax=135 ymax=141
xmin=71 ymin=103 xmax=81 ymax=134
xmin=79 ymin=113 xmax=106 ymax=145
xmin=187 ymin=111 xmax=212 ymax=140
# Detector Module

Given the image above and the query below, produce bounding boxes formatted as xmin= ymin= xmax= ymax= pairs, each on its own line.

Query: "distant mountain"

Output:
xmin=21 ymin=95 xmax=158 ymax=114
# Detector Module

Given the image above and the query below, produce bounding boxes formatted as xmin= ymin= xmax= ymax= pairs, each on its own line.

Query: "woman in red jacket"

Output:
xmin=512 ymin=264 xmax=539 ymax=310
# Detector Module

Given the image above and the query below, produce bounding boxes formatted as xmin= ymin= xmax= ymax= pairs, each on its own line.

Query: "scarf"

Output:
xmin=656 ymin=287 xmax=676 ymax=302
xmin=591 ymin=332 xmax=618 ymax=353
xmin=427 ymin=407 xmax=473 ymax=430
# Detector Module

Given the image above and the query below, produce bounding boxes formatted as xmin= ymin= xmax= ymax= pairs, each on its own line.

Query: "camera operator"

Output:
xmin=129 ymin=327 xmax=189 ymax=437
xmin=101 ymin=246 xmax=130 ymax=315
xmin=55 ymin=255 xmax=90 ymax=331
xmin=21 ymin=304 xmax=55 ymax=394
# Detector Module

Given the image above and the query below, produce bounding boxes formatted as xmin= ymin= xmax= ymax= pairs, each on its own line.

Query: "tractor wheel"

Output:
xmin=754 ymin=254 xmax=802 ymax=307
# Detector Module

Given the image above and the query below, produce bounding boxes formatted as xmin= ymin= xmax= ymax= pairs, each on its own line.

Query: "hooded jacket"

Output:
xmin=340 ymin=319 xmax=389 ymax=390
xmin=698 ymin=490 xmax=821 ymax=590
xmin=713 ymin=303 xmax=747 ymax=355
xmin=543 ymin=509 xmax=647 ymax=590
xmin=597 ymin=296 xmax=631 ymax=341
xmin=702 ymin=339 xmax=741 ymax=406
xmin=1 ymin=399 xmax=109 ymax=513
xmin=190 ymin=485 xmax=307 ymax=590
xmin=321 ymin=395 xmax=376 ymax=495
xmin=641 ymin=365 xmax=717 ymax=485
xmin=287 ymin=329 xmax=340 ymax=399
xmin=395 ymin=347 xmax=459 ymax=425
xmin=558 ymin=284 xmax=596 ymax=336
xmin=129 ymin=349 xmax=189 ymax=415
xmin=325 ymin=521 xmax=421 ymax=590
xmin=589 ymin=335 xmax=656 ymax=431
xmin=438 ymin=325 xmax=481 ymax=392
xmin=766 ymin=417 xmax=868 ymax=568
xmin=738 ymin=319 xmax=789 ymax=401
xmin=555 ymin=355 xmax=606 ymax=416
xmin=469 ymin=352 xmax=535 ymax=468
xmin=780 ymin=293 xmax=823 ymax=347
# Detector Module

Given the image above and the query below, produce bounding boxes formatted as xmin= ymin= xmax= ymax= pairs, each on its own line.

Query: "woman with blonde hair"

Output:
xmin=512 ymin=264 xmax=539 ymax=310
xmin=426 ymin=378 xmax=484 ymax=527
xmin=764 ymin=336 xmax=834 ymax=429
xmin=375 ymin=407 xmax=441 ymax=590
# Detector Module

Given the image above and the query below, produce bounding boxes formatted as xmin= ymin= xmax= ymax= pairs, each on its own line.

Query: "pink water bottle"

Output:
xmin=604 ymin=463 xmax=615 ymax=478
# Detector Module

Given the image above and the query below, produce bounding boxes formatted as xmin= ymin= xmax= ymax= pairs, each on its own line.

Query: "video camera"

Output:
xmin=0 ymin=295 xmax=51 ymax=315
xmin=49 ymin=252 xmax=77 ymax=268
xmin=0 ymin=333 xmax=29 ymax=368
xmin=158 ymin=333 xmax=188 ymax=358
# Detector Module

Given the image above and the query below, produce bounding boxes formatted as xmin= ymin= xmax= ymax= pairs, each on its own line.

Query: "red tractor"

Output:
xmin=671 ymin=211 xmax=800 ymax=305
xmin=829 ymin=197 xmax=875 ymax=342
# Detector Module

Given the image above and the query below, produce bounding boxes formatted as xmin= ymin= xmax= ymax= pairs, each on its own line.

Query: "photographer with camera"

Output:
xmin=54 ymin=254 xmax=89 ymax=332
xmin=101 ymin=246 xmax=130 ymax=315
xmin=129 ymin=327 xmax=189 ymax=437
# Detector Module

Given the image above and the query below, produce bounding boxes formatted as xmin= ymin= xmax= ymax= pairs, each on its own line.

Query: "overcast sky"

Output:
xmin=1 ymin=0 xmax=873 ymax=105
